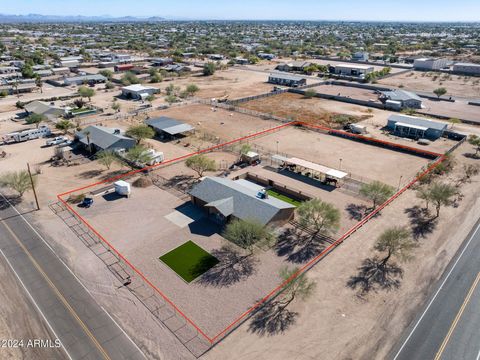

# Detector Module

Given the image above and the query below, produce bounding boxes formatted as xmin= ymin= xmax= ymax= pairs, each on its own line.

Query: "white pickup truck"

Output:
xmin=46 ymin=136 xmax=68 ymax=146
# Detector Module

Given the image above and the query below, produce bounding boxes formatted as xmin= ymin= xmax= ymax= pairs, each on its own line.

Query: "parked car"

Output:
xmin=79 ymin=197 xmax=94 ymax=208
xmin=46 ymin=136 xmax=68 ymax=146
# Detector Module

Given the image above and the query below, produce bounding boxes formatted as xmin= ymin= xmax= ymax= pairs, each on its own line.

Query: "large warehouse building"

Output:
xmin=413 ymin=58 xmax=449 ymax=71
xmin=452 ymin=62 xmax=480 ymax=76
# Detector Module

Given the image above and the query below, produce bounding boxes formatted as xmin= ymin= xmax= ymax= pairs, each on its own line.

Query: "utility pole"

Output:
xmin=27 ymin=163 xmax=40 ymax=210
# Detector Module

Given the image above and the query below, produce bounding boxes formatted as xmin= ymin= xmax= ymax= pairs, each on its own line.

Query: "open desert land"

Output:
xmin=155 ymin=68 xmax=281 ymax=101
xmin=238 ymin=92 xmax=376 ymax=125
xmin=378 ymin=70 xmax=480 ymax=98
xmin=419 ymin=97 xmax=480 ymax=123
xmin=148 ymin=103 xmax=284 ymax=142
xmin=310 ymin=83 xmax=384 ymax=103
xmin=204 ymin=140 xmax=480 ymax=360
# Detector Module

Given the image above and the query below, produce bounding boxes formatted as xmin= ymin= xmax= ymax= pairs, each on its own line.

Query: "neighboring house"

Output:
xmin=0 ymin=83 xmax=36 ymax=95
xmin=189 ymin=177 xmax=295 ymax=226
xmin=380 ymin=90 xmax=423 ymax=109
xmin=24 ymin=101 xmax=66 ymax=118
xmin=151 ymin=58 xmax=173 ymax=66
xmin=51 ymin=67 xmax=70 ymax=76
xmin=452 ymin=62 xmax=480 ymax=76
xmin=121 ymin=84 xmax=158 ymax=100
xmin=33 ymin=69 xmax=53 ymax=78
xmin=75 ymin=126 xmax=136 ymax=153
xmin=145 ymin=116 xmax=194 ymax=139
xmin=352 ymin=52 xmax=369 ymax=61
xmin=209 ymin=54 xmax=224 ymax=61
xmin=387 ymin=114 xmax=447 ymax=140
xmin=163 ymin=64 xmax=191 ymax=73
xmin=275 ymin=61 xmax=312 ymax=72
xmin=63 ymin=74 xmax=107 ymax=86
xmin=413 ymin=58 xmax=449 ymax=71
xmin=234 ymin=57 xmax=249 ymax=65
xmin=268 ymin=73 xmax=307 ymax=87
xmin=330 ymin=63 xmax=374 ymax=77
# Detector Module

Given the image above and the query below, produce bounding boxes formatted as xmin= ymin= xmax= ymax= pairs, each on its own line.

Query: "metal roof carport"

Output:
xmin=145 ymin=117 xmax=194 ymax=137
xmin=271 ymin=155 xmax=348 ymax=180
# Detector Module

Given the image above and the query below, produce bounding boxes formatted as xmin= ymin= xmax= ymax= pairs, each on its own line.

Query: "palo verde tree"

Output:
xmin=277 ymin=266 xmax=316 ymax=310
xmin=96 ymin=150 xmax=118 ymax=170
xmin=223 ymin=219 xmax=275 ymax=255
xmin=0 ymin=170 xmax=35 ymax=197
xmin=433 ymin=87 xmax=447 ymax=99
xmin=125 ymin=124 xmax=155 ymax=144
xmin=25 ymin=113 xmax=47 ymax=128
xmin=124 ymin=145 xmax=153 ymax=168
xmin=360 ymin=181 xmax=395 ymax=210
xmin=78 ymin=86 xmax=95 ymax=102
xmin=296 ymin=198 xmax=340 ymax=236
xmin=419 ymin=182 xmax=457 ymax=218
xmin=468 ymin=135 xmax=480 ymax=156
xmin=203 ymin=62 xmax=216 ymax=76
xmin=303 ymin=89 xmax=316 ymax=98
xmin=55 ymin=120 xmax=74 ymax=134
xmin=185 ymin=154 xmax=216 ymax=178
xmin=374 ymin=226 xmax=418 ymax=268
xmin=185 ymin=84 xmax=200 ymax=97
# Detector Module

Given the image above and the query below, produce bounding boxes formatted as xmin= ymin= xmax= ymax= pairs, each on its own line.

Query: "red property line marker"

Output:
xmin=57 ymin=118 xmax=446 ymax=345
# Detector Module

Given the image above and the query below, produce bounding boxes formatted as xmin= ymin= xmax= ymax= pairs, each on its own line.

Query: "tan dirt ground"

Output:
xmin=204 ymin=142 xmax=480 ymax=360
xmin=378 ymin=70 xmax=480 ymax=98
xmin=239 ymin=92 xmax=373 ymax=127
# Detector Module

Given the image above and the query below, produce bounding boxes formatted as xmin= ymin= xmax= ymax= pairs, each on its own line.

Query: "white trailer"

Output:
xmin=114 ymin=180 xmax=131 ymax=197
xmin=2 ymin=125 xmax=51 ymax=144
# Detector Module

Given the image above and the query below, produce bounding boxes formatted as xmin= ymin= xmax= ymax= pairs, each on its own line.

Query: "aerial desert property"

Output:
xmin=1 ymin=2 xmax=480 ymax=360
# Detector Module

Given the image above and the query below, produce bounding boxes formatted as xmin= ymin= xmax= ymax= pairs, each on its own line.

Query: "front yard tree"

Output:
xmin=0 ymin=170 xmax=35 ymax=197
xmin=433 ymin=87 xmax=447 ymax=99
xmin=25 ymin=113 xmax=47 ymax=128
xmin=296 ymin=198 xmax=341 ymax=236
xmin=185 ymin=84 xmax=200 ymax=96
xmin=424 ymin=182 xmax=457 ymax=218
xmin=468 ymin=135 xmax=480 ymax=156
xmin=96 ymin=150 xmax=117 ymax=170
xmin=78 ymin=86 xmax=95 ymax=102
xmin=374 ymin=226 xmax=418 ymax=267
xmin=125 ymin=124 xmax=155 ymax=144
xmin=125 ymin=145 xmax=153 ymax=167
xmin=185 ymin=154 xmax=216 ymax=178
xmin=55 ymin=120 xmax=74 ymax=134
xmin=277 ymin=266 xmax=316 ymax=310
xmin=223 ymin=219 xmax=275 ymax=254
xmin=203 ymin=62 xmax=216 ymax=76
xmin=360 ymin=181 xmax=395 ymax=210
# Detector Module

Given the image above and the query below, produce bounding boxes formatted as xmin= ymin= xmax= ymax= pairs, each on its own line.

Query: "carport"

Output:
xmin=272 ymin=155 xmax=348 ymax=186
xmin=145 ymin=116 xmax=195 ymax=140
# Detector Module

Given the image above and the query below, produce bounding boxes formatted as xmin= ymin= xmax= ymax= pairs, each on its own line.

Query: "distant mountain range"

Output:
xmin=0 ymin=13 xmax=166 ymax=23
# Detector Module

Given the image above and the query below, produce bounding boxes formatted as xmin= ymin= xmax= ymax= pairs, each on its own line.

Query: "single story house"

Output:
xmin=387 ymin=114 xmax=447 ymax=140
xmin=151 ymin=57 xmax=173 ymax=66
xmin=330 ymin=63 xmax=374 ymax=77
xmin=75 ymin=126 xmax=136 ymax=153
xmin=258 ymin=53 xmax=276 ymax=60
xmin=380 ymin=89 xmax=423 ymax=109
xmin=163 ymin=64 xmax=191 ymax=73
xmin=189 ymin=177 xmax=295 ymax=226
xmin=121 ymin=84 xmax=158 ymax=100
xmin=352 ymin=52 xmax=369 ymax=61
xmin=268 ymin=73 xmax=306 ymax=87
xmin=145 ymin=116 xmax=194 ymax=139
xmin=275 ymin=61 xmax=312 ymax=72
xmin=24 ymin=101 xmax=66 ymax=118
xmin=64 ymin=74 xmax=107 ymax=86
xmin=0 ymin=83 xmax=36 ymax=95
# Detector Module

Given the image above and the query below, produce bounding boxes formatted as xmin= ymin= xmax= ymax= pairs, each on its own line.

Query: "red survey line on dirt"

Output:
xmin=57 ymin=118 xmax=445 ymax=345
xmin=210 ymin=153 xmax=446 ymax=343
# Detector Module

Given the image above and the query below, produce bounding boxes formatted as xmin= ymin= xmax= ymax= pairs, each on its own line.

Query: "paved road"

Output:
xmin=0 ymin=194 xmax=147 ymax=360
xmin=390 ymin=217 xmax=480 ymax=360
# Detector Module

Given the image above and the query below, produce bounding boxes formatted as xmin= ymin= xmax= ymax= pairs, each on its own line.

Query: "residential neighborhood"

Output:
xmin=0 ymin=2 xmax=480 ymax=360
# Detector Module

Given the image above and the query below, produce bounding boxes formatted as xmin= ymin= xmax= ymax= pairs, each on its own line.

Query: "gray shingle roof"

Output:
xmin=189 ymin=177 xmax=295 ymax=225
xmin=76 ymin=126 xmax=136 ymax=150
xmin=388 ymin=114 xmax=447 ymax=131
xmin=145 ymin=116 xmax=194 ymax=135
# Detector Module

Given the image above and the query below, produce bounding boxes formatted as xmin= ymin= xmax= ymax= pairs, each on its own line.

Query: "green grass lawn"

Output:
xmin=159 ymin=241 xmax=219 ymax=283
xmin=267 ymin=189 xmax=302 ymax=207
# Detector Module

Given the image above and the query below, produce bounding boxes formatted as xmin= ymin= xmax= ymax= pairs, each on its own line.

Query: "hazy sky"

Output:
xmin=3 ymin=0 xmax=480 ymax=21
